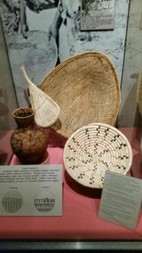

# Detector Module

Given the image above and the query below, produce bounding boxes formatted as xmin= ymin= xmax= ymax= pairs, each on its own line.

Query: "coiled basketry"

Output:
xmin=63 ymin=123 xmax=132 ymax=188
xmin=40 ymin=51 xmax=121 ymax=138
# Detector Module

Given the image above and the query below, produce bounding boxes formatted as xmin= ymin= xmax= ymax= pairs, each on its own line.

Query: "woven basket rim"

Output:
xmin=63 ymin=123 xmax=132 ymax=189
xmin=40 ymin=51 xmax=121 ymax=137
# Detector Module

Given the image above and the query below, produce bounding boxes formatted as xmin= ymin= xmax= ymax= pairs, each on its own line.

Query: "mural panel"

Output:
xmin=0 ymin=0 xmax=129 ymax=107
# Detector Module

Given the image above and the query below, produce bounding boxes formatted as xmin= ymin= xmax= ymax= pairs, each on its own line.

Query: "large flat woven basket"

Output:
xmin=40 ymin=51 xmax=121 ymax=138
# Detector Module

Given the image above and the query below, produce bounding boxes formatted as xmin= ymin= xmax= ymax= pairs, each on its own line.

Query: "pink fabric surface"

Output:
xmin=0 ymin=130 xmax=13 ymax=165
xmin=0 ymin=128 xmax=142 ymax=239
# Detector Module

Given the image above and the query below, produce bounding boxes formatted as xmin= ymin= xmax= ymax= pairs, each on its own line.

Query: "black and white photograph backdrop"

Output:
xmin=0 ymin=0 xmax=129 ymax=107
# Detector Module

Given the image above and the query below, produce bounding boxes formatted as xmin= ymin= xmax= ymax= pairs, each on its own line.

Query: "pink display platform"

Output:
xmin=0 ymin=127 xmax=142 ymax=240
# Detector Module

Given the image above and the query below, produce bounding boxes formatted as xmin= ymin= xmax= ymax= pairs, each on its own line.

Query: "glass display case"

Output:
xmin=0 ymin=0 xmax=142 ymax=251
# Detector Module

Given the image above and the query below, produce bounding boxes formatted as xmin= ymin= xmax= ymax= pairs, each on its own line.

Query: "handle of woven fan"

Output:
xmin=20 ymin=65 xmax=35 ymax=87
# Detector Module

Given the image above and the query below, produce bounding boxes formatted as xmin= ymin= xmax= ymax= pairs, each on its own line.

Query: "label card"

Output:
xmin=0 ymin=165 xmax=62 ymax=216
xmin=81 ymin=0 xmax=115 ymax=31
xmin=99 ymin=171 xmax=142 ymax=229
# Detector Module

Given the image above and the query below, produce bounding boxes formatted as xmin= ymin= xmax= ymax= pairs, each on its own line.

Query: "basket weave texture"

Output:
xmin=40 ymin=51 xmax=121 ymax=138
xmin=63 ymin=123 xmax=132 ymax=189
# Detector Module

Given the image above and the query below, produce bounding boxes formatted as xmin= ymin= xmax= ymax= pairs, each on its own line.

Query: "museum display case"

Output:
xmin=0 ymin=0 xmax=142 ymax=251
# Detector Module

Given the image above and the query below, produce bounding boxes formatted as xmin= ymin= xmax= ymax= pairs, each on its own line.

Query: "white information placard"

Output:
xmin=99 ymin=171 xmax=142 ymax=229
xmin=0 ymin=165 xmax=62 ymax=216
xmin=81 ymin=0 xmax=115 ymax=31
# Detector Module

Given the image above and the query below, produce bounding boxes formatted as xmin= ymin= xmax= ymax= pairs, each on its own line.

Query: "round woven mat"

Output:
xmin=40 ymin=51 xmax=121 ymax=138
xmin=63 ymin=123 xmax=132 ymax=189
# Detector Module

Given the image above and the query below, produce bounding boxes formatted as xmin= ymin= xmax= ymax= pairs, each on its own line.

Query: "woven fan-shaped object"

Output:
xmin=20 ymin=66 xmax=60 ymax=127
xmin=40 ymin=51 xmax=121 ymax=138
xmin=63 ymin=123 xmax=132 ymax=189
